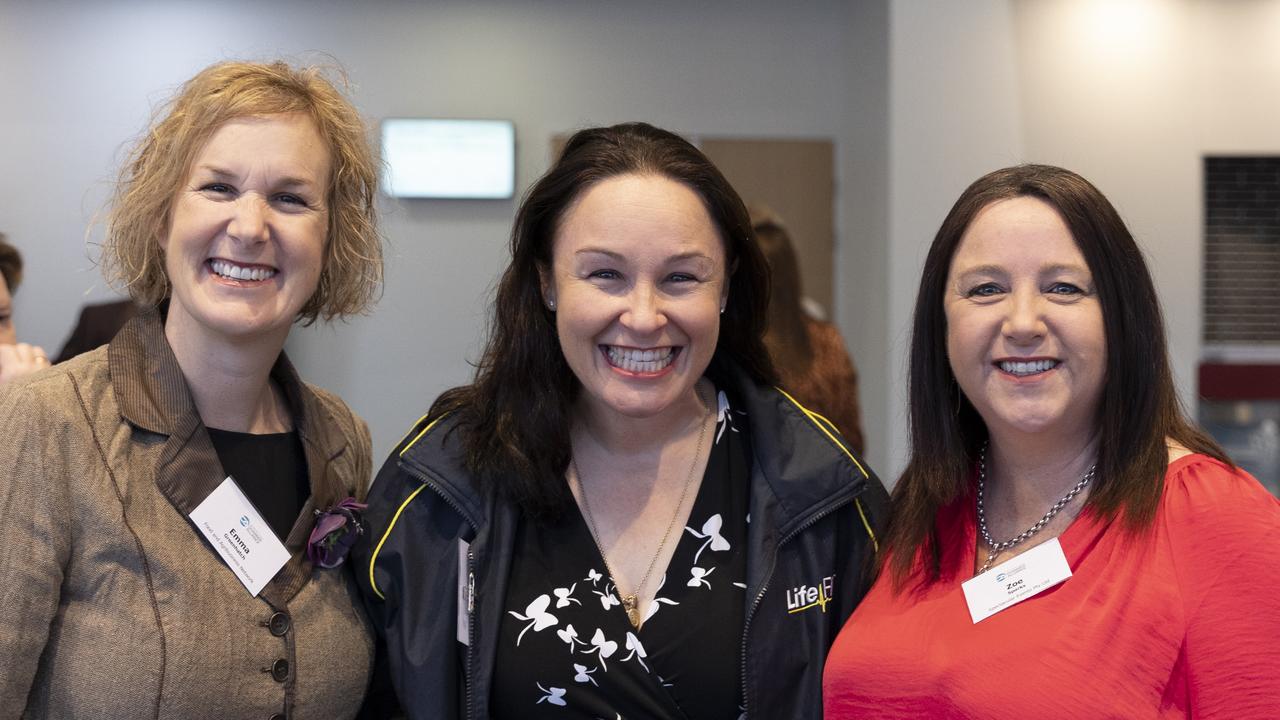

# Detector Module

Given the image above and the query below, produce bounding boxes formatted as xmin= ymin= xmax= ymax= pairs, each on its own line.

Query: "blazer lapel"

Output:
xmin=111 ymin=308 xmax=228 ymax=518
xmin=110 ymin=306 xmax=353 ymax=609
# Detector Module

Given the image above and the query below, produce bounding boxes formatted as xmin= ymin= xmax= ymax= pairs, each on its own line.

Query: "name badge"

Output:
xmin=457 ymin=539 xmax=471 ymax=646
xmin=961 ymin=537 xmax=1071 ymax=624
xmin=189 ymin=476 xmax=291 ymax=597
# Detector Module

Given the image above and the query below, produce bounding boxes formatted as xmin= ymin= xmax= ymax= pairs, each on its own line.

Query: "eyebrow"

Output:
xmin=954 ymin=262 xmax=1089 ymax=278
xmin=195 ymin=165 xmax=320 ymax=190
xmin=573 ymin=248 xmax=716 ymax=264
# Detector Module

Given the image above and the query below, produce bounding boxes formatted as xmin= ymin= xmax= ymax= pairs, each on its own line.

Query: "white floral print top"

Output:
xmin=492 ymin=390 xmax=750 ymax=720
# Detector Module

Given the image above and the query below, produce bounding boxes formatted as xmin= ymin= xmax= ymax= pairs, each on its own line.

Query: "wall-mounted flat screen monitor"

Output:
xmin=382 ymin=118 xmax=515 ymax=199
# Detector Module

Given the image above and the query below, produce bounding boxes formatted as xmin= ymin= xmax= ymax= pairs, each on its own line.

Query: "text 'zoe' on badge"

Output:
xmin=189 ymin=477 xmax=291 ymax=597
xmin=960 ymin=537 xmax=1072 ymax=624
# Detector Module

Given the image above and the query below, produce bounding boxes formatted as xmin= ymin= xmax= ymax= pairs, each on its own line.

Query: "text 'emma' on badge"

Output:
xmin=189 ymin=477 xmax=291 ymax=596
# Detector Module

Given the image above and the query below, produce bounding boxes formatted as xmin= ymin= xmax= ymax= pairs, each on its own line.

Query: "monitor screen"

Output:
xmin=381 ymin=118 xmax=515 ymax=199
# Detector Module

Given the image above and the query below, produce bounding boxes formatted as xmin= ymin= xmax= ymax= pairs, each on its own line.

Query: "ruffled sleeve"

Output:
xmin=1160 ymin=456 xmax=1280 ymax=716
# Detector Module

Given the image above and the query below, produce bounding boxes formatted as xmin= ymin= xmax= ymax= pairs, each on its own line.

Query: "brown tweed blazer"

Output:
xmin=0 ymin=308 xmax=374 ymax=719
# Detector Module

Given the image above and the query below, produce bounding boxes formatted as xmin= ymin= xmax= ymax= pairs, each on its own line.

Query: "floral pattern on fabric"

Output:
xmin=492 ymin=389 xmax=751 ymax=719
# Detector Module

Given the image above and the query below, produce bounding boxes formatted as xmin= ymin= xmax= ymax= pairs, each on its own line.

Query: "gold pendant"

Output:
xmin=622 ymin=595 xmax=641 ymax=628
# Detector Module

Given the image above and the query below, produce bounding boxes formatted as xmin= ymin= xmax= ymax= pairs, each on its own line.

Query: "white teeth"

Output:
xmin=1000 ymin=359 xmax=1058 ymax=376
xmin=210 ymin=259 xmax=276 ymax=282
xmin=605 ymin=346 xmax=677 ymax=373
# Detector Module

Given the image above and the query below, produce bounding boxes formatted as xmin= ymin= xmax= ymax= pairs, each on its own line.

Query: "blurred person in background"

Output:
xmin=751 ymin=207 xmax=865 ymax=454
xmin=823 ymin=164 xmax=1280 ymax=717
xmin=0 ymin=234 xmax=51 ymax=383
xmin=0 ymin=60 xmax=383 ymax=719
xmin=53 ymin=298 xmax=138 ymax=363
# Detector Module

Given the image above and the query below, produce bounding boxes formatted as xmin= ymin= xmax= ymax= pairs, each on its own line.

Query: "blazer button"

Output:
xmin=268 ymin=611 xmax=291 ymax=637
xmin=271 ymin=658 xmax=290 ymax=683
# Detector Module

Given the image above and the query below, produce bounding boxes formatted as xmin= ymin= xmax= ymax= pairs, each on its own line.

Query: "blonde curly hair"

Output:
xmin=103 ymin=60 xmax=382 ymax=323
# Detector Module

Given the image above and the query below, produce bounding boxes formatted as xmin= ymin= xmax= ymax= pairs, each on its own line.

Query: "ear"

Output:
xmin=537 ymin=262 xmax=556 ymax=311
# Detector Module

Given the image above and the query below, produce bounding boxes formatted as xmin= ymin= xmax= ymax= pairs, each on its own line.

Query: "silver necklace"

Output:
xmin=572 ymin=385 xmax=711 ymax=629
xmin=976 ymin=443 xmax=1096 ymax=574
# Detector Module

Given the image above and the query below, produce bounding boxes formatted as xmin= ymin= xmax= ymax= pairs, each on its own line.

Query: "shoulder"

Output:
xmin=303 ymin=382 xmax=369 ymax=447
xmin=764 ymin=383 xmax=867 ymax=474
xmin=1161 ymin=454 xmax=1280 ymax=533
xmin=0 ymin=348 xmax=114 ymax=510
xmin=804 ymin=318 xmax=842 ymax=343
xmin=367 ymin=410 xmax=474 ymax=519
xmin=0 ymin=346 xmax=112 ymax=425
xmin=357 ymin=411 xmax=477 ymax=603
xmin=1159 ymin=454 xmax=1280 ymax=592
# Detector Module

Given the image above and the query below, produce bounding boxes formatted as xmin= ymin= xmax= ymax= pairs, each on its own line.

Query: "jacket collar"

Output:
xmin=108 ymin=304 xmax=351 ymax=606
xmin=399 ymin=357 xmax=870 ymax=538
xmin=712 ymin=358 xmax=869 ymax=537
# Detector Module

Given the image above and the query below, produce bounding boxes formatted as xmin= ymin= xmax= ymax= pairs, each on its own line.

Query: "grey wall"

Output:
xmin=9 ymin=0 xmax=1275 ymax=482
xmin=0 ymin=0 xmax=891 ymax=465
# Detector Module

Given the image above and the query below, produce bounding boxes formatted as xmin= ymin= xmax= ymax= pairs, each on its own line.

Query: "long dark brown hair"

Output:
xmin=885 ymin=164 xmax=1229 ymax=587
xmin=431 ymin=122 xmax=776 ymax=519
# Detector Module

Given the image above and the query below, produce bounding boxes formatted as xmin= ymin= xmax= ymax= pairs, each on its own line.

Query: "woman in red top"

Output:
xmin=824 ymin=164 xmax=1280 ymax=718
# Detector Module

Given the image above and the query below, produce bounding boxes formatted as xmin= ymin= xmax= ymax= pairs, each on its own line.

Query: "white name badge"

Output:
xmin=961 ymin=537 xmax=1072 ymax=624
xmin=457 ymin=539 xmax=471 ymax=646
xmin=189 ymin=477 xmax=291 ymax=597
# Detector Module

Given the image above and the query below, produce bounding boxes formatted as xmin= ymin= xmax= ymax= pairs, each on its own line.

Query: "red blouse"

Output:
xmin=824 ymin=454 xmax=1280 ymax=718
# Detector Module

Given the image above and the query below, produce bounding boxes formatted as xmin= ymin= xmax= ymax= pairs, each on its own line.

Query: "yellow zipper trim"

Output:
xmin=368 ymin=484 xmax=428 ymax=601
xmin=393 ymin=411 xmax=433 ymax=453
xmin=369 ymin=413 xmax=448 ymax=600
xmin=399 ymin=413 xmax=446 ymax=458
xmin=774 ymin=386 xmax=879 ymax=552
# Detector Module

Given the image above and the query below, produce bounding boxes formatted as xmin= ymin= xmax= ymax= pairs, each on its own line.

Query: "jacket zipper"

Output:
xmin=399 ymin=461 xmax=481 ymax=720
xmin=738 ymin=489 xmax=860 ymax=717
xmin=466 ymin=551 xmax=476 ymax=720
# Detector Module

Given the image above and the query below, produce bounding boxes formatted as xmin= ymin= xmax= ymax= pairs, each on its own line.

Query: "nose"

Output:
xmin=619 ymin=282 xmax=667 ymax=336
xmin=1002 ymin=287 xmax=1046 ymax=343
xmin=227 ymin=194 xmax=270 ymax=244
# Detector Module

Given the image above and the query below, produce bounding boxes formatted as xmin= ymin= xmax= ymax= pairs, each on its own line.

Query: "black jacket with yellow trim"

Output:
xmin=353 ymin=360 xmax=889 ymax=719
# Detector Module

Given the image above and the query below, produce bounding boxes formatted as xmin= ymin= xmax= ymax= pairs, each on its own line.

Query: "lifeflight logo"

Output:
xmin=786 ymin=575 xmax=835 ymax=614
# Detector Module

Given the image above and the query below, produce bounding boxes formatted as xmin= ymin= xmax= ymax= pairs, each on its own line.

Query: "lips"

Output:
xmin=602 ymin=345 xmax=679 ymax=374
xmin=208 ymin=258 xmax=277 ymax=283
xmin=998 ymin=359 xmax=1059 ymax=377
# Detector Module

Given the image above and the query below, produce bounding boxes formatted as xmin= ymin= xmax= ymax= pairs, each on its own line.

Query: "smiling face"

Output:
xmin=944 ymin=195 xmax=1106 ymax=442
xmin=162 ymin=113 xmax=331 ymax=349
xmin=544 ymin=173 xmax=728 ymax=421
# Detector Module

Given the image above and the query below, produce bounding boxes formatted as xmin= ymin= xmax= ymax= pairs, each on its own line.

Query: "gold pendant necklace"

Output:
xmin=621 ymin=595 xmax=641 ymax=628
xmin=573 ymin=384 xmax=711 ymax=630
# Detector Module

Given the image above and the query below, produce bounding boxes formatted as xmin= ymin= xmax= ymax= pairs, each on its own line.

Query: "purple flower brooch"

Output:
xmin=306 ymin=497 xmax=367 ymax=569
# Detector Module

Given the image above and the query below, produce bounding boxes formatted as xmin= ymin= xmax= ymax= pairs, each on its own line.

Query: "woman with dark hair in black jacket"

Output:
xmin=355 ymin=122 xmax=887 ymax=719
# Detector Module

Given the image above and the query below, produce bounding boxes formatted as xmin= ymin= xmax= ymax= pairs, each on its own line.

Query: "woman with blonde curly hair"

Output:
xmin=0 ymin=60 xmax=382 ymax=719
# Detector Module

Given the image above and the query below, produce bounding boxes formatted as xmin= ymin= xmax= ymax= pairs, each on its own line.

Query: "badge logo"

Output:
xmin=786 ymin=575 xmax=835 ymax=614
xmin=240 ymin=515 xmax=251 ymax=527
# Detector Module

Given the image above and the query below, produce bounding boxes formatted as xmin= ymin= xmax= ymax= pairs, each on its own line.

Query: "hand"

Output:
xmin=0 ymin=342 xmax=51 ymax=385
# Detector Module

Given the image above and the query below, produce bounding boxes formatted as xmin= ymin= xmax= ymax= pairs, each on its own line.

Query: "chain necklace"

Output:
xmin=572 ymin=385 xmax=711 ymax=629
xmin=975 ymin=443 xmax=1096 ymax=575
